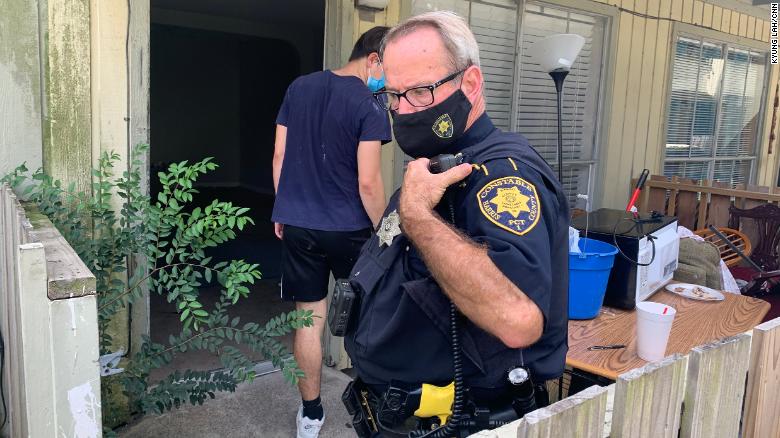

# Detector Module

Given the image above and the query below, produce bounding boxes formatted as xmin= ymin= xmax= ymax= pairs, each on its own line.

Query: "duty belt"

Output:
xmin=342 ymin=378 xmax=548 ymax=438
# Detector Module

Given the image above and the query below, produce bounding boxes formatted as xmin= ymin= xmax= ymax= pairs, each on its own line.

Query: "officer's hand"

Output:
xmin=399 ymin=158 xmax=472 ymax=221
xmin=274 ymin=222 xmax=284 ymax=240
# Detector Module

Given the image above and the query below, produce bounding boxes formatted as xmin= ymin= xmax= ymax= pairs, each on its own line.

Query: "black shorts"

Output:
xmin=280 ymin=225 xmax=371 ymax=302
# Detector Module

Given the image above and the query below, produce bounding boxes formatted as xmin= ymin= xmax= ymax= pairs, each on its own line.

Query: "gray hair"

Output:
xmin=381 ymin=11 xmax=481 ymax=70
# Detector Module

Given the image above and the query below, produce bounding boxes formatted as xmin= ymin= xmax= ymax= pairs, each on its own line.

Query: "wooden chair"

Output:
xmin=728 ymin=204 xmax=780 ymax=272
xmin=693 ymin=227 xmax=752 ymax=268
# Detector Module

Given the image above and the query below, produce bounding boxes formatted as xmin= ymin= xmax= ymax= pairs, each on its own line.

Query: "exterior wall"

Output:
xmin=43 ymin=0 xmax=93 ymax=196
xmin=596 ymin=0 xmax=777 ymax=209
xmin=0 ymin=0 xmax=44 ymax=179
xmin=364 ymin=0 xmax=779 ymax=207
xmin=91 ymin=0 xmax=132 ymax=354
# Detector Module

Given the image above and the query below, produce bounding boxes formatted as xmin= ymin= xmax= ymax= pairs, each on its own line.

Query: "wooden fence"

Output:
xmin=470 ymin=317 xmax=780 ymax=438
xmin=0 ymin=184 xmax=102 ymax=437
xmin=635 ymin=175 xmax=780 ymax=232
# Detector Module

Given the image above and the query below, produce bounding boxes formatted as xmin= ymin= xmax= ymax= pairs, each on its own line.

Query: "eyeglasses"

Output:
xmin=373 ymin=69 xmax=467 ymax=111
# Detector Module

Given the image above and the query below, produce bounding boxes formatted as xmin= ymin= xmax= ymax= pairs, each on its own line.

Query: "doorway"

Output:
xmin=148 ymin=0 xmax=325 ymax=381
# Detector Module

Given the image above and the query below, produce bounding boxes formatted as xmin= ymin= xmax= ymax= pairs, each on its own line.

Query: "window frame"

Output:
xmin=662 ymin=22 xmax=770 ymax=186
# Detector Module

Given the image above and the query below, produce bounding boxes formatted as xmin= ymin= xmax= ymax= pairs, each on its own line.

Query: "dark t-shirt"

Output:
xmin=272 ymin=70 xmax=391 ymax=231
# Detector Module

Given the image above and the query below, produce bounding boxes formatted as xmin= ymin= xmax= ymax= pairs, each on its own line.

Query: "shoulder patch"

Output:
xmin=477 ymin=176 xmax=541 ymax=236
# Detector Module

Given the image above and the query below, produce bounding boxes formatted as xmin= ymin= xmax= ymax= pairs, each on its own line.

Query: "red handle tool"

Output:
xmin=626 ymin=169 xmax=650 ymax=213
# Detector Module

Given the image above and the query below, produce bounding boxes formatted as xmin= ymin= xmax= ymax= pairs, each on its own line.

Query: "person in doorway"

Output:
xmin=341 ymin=12 xmax=569 ymax=437
xmin=271 ymin=26 xmax=392 ymax=438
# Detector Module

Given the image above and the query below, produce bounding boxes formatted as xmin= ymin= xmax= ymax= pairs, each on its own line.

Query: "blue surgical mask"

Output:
xmin=367 ymin=73 xmax=385 ymax=92
xmin=367 ymin=62 xmax=385 ymax=92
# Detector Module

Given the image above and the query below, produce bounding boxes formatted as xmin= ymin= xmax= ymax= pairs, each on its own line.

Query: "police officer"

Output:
xmin=342 ymin=11 xmax=569 ymax=437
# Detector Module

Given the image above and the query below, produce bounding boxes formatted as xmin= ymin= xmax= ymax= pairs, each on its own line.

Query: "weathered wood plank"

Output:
xmin=668 ymin=176 xmax=679 ymax=216
xmin=675 ymin=179 xmax=699 ymax=229
xmin=610 ymin=354 xmax=688 ymax=438
xmin=16 ymin=242 xmax=56 ymax=437
xmin=128 ymin=0 xmax=151 ymax=360
xmin=741 ymin=317 xmax=780 ymax=438
xmin=643 ymin=179 xmax=780 ymax=203
xmin=24 ymin=204 xmax=95 ymax=299
xmin=0 ymin=0 xmax=45 ymax=178
xmin=469 ymin=385 xmax=610 ymax=438
xmin=680 ymin=334 xmax=751 ymax=438
xmin=1 ymin=187 xmax=26 ymax=437
xmin=696 ymin=180 xmax=710 ymax=230
xmin=518 ymin=384 xmax=609 ymax=438
xmin=707 ymin=181 xmax=731 ymax=228
xmin=42 ymin=0 xmax=92 ymax=197
xmin=646 ymin=175 xmax=669 ymax=214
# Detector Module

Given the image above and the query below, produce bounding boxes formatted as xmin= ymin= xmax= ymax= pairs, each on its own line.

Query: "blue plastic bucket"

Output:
xmin=568 ymin=237 xmax=618 ymax=320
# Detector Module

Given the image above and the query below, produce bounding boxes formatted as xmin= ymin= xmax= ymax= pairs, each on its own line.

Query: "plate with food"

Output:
xmin=665 ymin=283 xmax=725 ymax=301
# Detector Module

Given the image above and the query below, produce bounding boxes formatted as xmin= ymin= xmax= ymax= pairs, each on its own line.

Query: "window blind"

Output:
xmin=664 ymin=36 xmax=767 ymax=187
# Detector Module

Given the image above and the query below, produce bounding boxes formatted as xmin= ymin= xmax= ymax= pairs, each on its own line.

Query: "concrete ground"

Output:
xmin=117 ymin=365 xmax=355 ymax=438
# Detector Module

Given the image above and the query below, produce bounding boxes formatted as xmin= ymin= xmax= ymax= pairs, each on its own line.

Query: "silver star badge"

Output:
xmin=377 ymin=210 xmax=402 ymax=247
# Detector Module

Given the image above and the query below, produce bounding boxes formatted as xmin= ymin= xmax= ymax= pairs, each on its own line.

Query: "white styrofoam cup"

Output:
xmin=635 ymin=301 xmax=676 ymax=362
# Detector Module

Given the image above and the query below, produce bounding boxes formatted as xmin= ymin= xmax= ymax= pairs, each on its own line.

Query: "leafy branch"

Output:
xmin=2 ymin=145 xmax=313 ymax=430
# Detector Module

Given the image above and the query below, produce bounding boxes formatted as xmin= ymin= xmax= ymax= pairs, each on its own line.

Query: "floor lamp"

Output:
xmin=529 ymin=34 xmax=585 ymax=183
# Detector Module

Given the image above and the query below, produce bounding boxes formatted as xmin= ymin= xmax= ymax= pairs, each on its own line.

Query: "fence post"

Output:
xmin=610 ymin=354 xmax=687 ymax=438
xmin=518 ymin=384 xmax=609 ymax=438
xmin=680 ymin=334 xmax=751 ymax=438
xmin=469 ymin=384 xmax=610 ymax=438
xmin=16 ymin=242 xmax=57 ymax=436
xmin=741 ymin=317 xmax=780 ymax=438
xmin=0 ymin=186 xmax=101 ymax=437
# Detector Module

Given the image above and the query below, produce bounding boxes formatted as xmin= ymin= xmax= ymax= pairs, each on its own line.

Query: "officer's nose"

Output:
xmin=396 ymin=96 xmax=417 ymax=115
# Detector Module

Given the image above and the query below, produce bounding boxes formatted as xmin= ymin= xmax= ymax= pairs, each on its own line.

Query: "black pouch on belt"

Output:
xmin=377 ymin=384 xmax=422 ymax=428
xmin=342 ymin=380 xmax=377 ymax=438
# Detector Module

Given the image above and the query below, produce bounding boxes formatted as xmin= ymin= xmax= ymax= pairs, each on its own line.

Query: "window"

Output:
xmin=407 ymin=1 xmax=609 ymax=207
xmin=515 ymin=4 xmax=606 ymax=206
xmin=664 ymin=36 xmax=768 ymax=187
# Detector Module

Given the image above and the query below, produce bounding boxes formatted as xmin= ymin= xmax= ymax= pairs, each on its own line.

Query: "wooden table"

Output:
xmin=566 ymin=290 xmax=770 ymax=380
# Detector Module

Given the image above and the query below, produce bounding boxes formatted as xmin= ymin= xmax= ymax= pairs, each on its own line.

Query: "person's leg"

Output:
xmin=279 ymin=226 xmax=331 ymax=435
xmin=294 ymin=297 xmax=328 ymax=401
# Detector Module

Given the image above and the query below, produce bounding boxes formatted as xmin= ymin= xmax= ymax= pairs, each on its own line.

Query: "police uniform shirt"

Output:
xmin=345 ymin=113 xmax=569 ymax=390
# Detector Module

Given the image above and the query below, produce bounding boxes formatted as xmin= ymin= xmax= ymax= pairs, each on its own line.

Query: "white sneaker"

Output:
xmin=296 ymin=404 xmax=325 ymax=438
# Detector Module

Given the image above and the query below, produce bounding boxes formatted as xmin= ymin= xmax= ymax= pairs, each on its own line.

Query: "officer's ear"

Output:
xmin=460 ymin=65 xmax=483 ymax=104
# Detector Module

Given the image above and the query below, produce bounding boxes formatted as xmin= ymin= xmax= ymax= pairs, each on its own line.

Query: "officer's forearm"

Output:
xmin=403 ymin=208 xmax=543 ymax=348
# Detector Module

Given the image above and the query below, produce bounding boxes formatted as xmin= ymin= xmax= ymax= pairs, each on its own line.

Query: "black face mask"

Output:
xmin=391 ymin=89 xmax=472 ymax=159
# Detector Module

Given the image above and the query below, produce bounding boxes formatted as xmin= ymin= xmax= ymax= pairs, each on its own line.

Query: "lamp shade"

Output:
xmin=529 ymin=34 xmax=586 ymax=73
